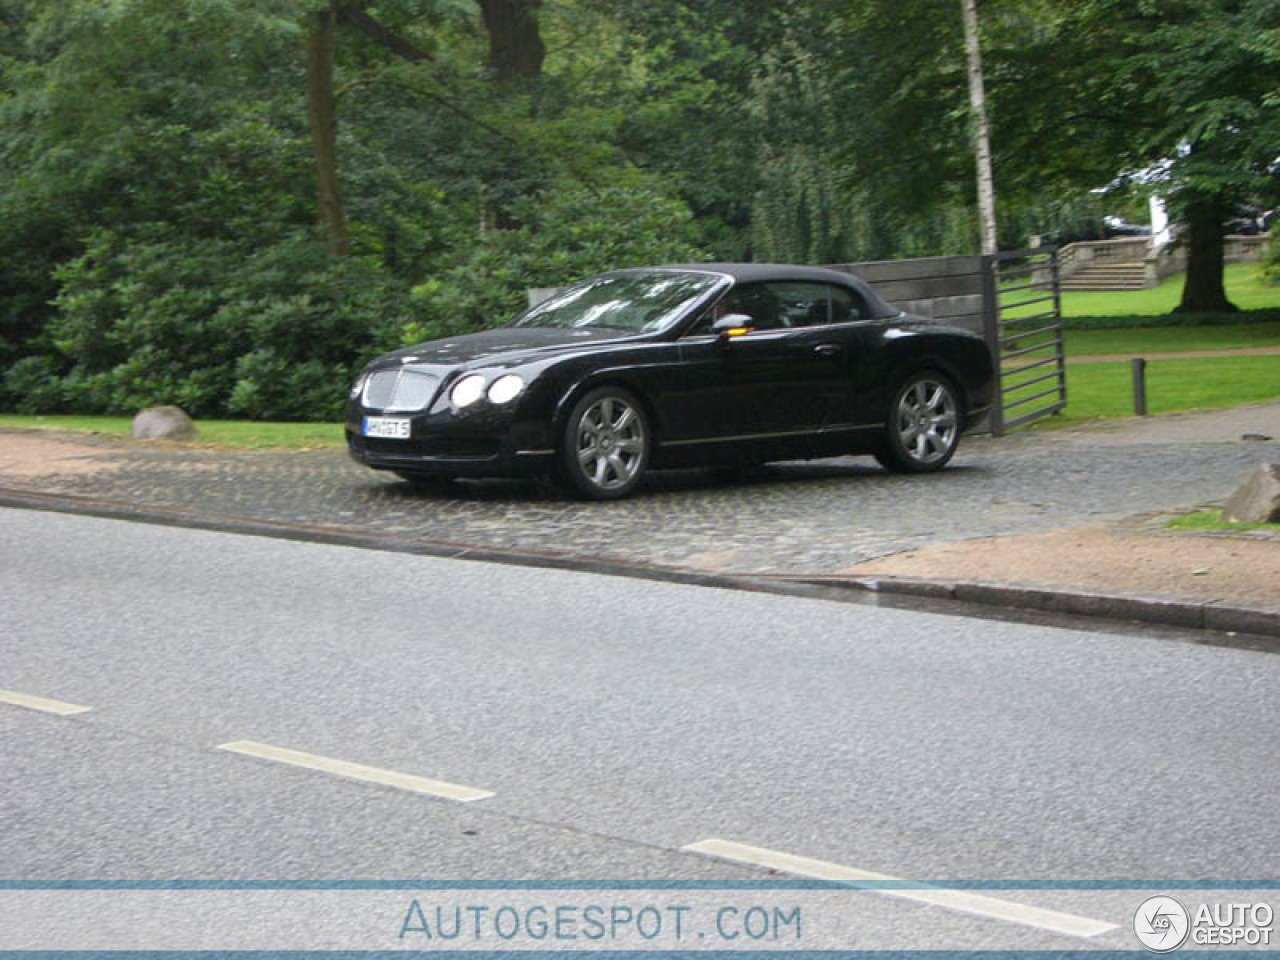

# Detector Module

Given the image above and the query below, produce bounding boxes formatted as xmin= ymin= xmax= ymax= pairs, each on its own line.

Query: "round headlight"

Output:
xmin=450 ymin=374 xmax=487 ymax=408
xmin=349 ymin=373 xmax=368 ymax=399
xmin=487 ymin=374 xmax=525 ymax=405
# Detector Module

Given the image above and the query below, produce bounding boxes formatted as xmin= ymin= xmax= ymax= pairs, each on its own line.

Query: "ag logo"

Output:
xmin=1134 ymin=896 xmax=1190 ymax=952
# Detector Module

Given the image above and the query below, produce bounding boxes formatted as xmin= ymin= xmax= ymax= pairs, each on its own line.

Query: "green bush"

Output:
xmin=227 ymin=352 xmax=352 ymax=422
xmin=3 ymin=357 xmax=70 ymax=414
xmin=14 ymin=227 xmax=411 ymax=420
xmin=6 ymin=172 xmax=701 ymax=421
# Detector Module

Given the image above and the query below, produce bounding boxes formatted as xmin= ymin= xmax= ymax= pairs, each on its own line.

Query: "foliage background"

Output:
xmin=1 ymin=0 xmax=1276 ymax=419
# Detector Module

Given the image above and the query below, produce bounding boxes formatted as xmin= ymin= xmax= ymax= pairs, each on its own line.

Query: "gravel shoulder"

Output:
xmin=0 ymin=433 xmax=126 ymax=478
xmin=840 ymin=525 xmax=1280 ymax=608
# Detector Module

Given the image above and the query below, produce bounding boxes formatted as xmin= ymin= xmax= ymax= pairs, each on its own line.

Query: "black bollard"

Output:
xmin=1132 ymin=358 xmax=1147 ymax=416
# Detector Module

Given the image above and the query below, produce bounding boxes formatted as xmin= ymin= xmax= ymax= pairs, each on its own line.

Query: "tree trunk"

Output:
xmin=961 ymin=0 xmax=998 ymax=255
xmin=307 ymin=3 xmax=350 ymax=257
xmin=477 ymin=0 xmax=545 ymax=82
xmin=1176 ymin=194 xmax=1235 ymax=314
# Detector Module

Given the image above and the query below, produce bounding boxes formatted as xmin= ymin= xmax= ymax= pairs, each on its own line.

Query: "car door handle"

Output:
xmin=813 ymin=343 xmax=842 ymax=357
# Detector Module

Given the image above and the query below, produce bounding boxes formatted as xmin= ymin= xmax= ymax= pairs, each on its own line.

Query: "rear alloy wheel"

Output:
xmin=875 ymin=371 xmax=961 ymax=473
xmin=560 ymin=386 xmax=650 ymax=499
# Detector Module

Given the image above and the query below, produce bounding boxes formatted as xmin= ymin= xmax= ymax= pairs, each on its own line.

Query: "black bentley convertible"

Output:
xmin=346 ymin=264 xmax=995 ymax=499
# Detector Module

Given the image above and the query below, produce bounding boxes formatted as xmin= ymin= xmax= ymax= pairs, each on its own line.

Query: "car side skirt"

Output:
xmin=659 ymin=423 xmax=880 ymax=448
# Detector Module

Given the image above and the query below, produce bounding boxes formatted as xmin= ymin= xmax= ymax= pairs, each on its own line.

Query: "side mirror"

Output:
xmin=712 ymin=313 xmax=755 ymax=341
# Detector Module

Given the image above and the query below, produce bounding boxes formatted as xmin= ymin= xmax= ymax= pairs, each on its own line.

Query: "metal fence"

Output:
xmin=982 ymin=249 xmax=1065 ymax=435
xmin=837 ymin=249 xmax=1066 ymax=435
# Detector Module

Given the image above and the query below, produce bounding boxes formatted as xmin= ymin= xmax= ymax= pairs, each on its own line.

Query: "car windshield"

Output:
xmin=512 ymin=271 xmax=723 ymax=333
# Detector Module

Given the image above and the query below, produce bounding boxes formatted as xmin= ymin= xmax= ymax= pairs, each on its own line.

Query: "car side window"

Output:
xmin=686 ymin=283 xmax=777 ymax=335
xmin=763 ymin=282 xmax=870 ymax=328
xmin=829 ymin=285 xmax=869 ymax=324
xmin=723 ymin=284 xmax=783 ymax=330
xmin=685 ymin=280 xmax=870 ymax=335
xmin=770 ymin=282 xmax=832 ymax=327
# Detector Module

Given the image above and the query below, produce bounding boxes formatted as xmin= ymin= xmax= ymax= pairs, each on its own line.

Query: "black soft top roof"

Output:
xmin=623 ymin=262 xmax=898 ymax=318
xmin=661 ymin=262 xmax=858 ymax=283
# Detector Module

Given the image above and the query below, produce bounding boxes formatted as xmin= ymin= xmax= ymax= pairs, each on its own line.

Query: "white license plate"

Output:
xmin=363 ymin=416 xmax=411 ymax=440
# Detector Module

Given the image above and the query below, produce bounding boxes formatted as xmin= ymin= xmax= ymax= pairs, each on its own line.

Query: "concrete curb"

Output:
xmin=4 ymin=485 xmax=1278 ymax=642
xmin=786 ymin=575 xmax=1280 ymax=640
xmin=0 ymin=486 xmax=832 ymax=600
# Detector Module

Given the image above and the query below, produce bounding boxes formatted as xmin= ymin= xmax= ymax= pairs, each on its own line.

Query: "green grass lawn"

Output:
xmin=1003 ymin=262 xmax=1280 ymax=320
xmin=1060 ymin=262 xmax=1280 ymax=317
xmin=1166 ymin=510 xmax=1280 ymax=533
xmin=0 ymin=414 xmax=345 ymax=449
xmin=1064 ymin=321 xmax=1280 ymax=356
xmin=1024 ymin=354 xmax=1280 ymax=427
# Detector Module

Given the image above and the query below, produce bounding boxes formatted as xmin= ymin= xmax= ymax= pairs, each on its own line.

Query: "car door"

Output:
xmin=665 ymin=281 xmax=866 ymax=450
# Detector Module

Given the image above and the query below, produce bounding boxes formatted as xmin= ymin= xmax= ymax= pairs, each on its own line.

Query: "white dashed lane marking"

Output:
xmin=0 ymin=686 xmax=1124 ymax=935
xmin=682 ymin=838 xmax=1118 ymax=938
xmin=216 ymin=740 xmax=495 ymax=802
xmin=0 ymin=689 xmax=92 ymax=716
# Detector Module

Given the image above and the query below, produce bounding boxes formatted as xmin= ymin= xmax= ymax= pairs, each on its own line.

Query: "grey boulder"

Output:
xmin=131 ymin=405 xmax=198 ymax=441
xmin=1221 ymin=463 xmax=1280 ymax=524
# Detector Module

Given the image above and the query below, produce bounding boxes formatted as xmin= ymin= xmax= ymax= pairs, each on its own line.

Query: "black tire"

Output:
xmin=874 ymin=370 xmax=962 ymax=473
xmin=558 ymin=386 xmax=651 ymax=500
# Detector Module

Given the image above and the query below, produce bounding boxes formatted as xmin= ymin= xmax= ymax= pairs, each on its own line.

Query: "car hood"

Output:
xmin=375 ymin=326 xmax=636 ymax=370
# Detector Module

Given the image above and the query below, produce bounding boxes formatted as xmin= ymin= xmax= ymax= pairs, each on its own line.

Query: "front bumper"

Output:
xmin=344 ymin=405 xmax=555 ymax=478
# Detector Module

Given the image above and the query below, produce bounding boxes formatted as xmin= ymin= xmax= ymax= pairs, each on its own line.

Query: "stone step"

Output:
xmin=1061 ymin=285 xmax=1147 ymax=293
xmin=1061 ymin=279 xmax=1147 ymax=288
xmin=1060 ymin=282 xmax=1148 ymax=291
xmin=1062 ymin=277 xmax=1146 ymax=286
xmin=1062 ymin=268 xmax=1146 ymax=278
xmin=1061 ymin=261 xmax=1148 ymax=291
xmin=1063 ymin=272 xmax=1146 ymax=279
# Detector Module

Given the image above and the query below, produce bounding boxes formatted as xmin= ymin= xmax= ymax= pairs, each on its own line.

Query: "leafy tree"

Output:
xmin=6 ymin=0 xmax=1274 ymax=422
xmin=0 ymin=0 xmax=300 ymax=379
xmin=403 ymin=171 xmax=703 ymax=344
xmin=991 ymin=0 xmax=1280 ymax=311
xmin=477 ymin=0 xmax=544 ymax=80
xmin=748 ymin=50 xmax=848 ymax=263
xmin=0 ymin=0 xmax=411 ymax=417
xmin=0 ymin=0 xmax=710 ymax=418
xmin=589 ymin=0 xmax=781 ymax=257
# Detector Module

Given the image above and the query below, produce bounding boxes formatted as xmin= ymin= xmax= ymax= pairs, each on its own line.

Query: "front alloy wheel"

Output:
xmin=560 ymin=387 xmax=650 ymax=499
xmin=876 ymin=371 xmax=961 ymax=473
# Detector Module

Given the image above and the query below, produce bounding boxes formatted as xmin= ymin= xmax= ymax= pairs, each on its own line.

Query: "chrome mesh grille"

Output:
xmin=362 ymin=369 xmax=440 ymax=412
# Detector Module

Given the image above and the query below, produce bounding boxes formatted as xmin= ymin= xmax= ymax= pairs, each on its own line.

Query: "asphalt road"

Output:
xmin=3 ymin=507 xmax=1278 ymax=950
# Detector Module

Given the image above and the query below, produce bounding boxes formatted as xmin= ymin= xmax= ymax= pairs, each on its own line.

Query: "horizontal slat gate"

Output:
xmin=983 ymin=249 xmax=1066 ymax=435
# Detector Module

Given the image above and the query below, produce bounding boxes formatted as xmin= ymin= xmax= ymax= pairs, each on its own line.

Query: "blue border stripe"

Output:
xmin=0 ymin=879 xmax=1277 ymax=891
xmin=0 ymin=953 xmax=1269 ymax=960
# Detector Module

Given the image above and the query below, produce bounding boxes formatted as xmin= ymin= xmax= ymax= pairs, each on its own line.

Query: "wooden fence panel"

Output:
xmin=832 ymin=256 xmax=988 ymax=335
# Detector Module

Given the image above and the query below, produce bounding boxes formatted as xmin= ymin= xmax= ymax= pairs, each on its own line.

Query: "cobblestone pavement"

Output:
xmin=3 ymin=418 xmax=1277 ymax=575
